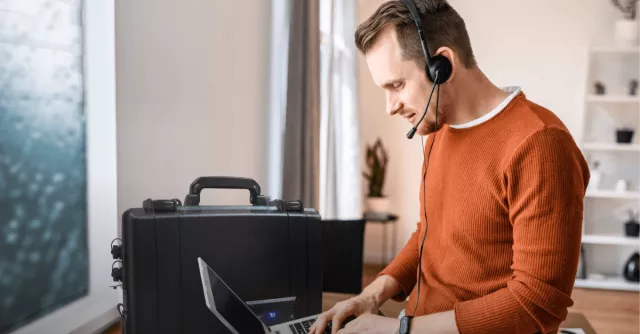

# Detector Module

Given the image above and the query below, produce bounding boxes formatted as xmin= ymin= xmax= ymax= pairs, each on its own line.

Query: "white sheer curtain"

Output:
xmin=319 ymin=0 xmax=361 ymax=220
xmin=267 ymin=0 xmax=361 ymax=218
xmin=266 ymin=0 xmax=291 ymax=202
xmin=268 ymin=0 xmax=321 ymax=208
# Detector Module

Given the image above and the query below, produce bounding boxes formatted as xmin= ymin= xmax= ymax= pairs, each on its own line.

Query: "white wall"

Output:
xmin=358 ymin=0 xmax=623 ymax=263
xmin=12 ymin=0 xmax=119 ymax=333
xmin=115 ymin=0 xmax=272 ymax=218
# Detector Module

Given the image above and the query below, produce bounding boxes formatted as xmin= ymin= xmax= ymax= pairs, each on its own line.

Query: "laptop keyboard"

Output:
xmin=288 ymin=318 xmax=332 ymax=334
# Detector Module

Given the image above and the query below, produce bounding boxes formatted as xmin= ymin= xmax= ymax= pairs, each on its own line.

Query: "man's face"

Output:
xmin=365 ymin=26 xmax=449 ymax=136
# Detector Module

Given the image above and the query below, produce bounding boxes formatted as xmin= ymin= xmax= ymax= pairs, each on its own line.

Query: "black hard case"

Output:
xmin=119 ymin=177 xmax=323 ymax=333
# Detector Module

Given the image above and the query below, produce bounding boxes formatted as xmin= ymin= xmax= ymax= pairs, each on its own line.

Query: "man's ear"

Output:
xmin=434 ymin=46 xmax=456 ymax=83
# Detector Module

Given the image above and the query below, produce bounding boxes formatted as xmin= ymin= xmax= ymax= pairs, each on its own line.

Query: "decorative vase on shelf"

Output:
xmin=624 ymin=209 xmax=640 ymax=237
xmin=623 ymin=252 xmax=640 ymax=282
xmin=616 ymin=179 xmax=631 ymax=192
xmin=587 ymin=160 xmax=602 ymax=191
xmin=616 ymin=128 xmax=635 ymax=144
xmin=611 ymin=0 xmax=639 ymax=46
xmin=593 ymin=81 xmax=606 ymax=95
xmin=363 ymin=138 xmax=390 ymax=220
xmin=630 ymin=79 xmax=639 ymax=96
xmin=615 ymin=19 xmax=639 ymax=46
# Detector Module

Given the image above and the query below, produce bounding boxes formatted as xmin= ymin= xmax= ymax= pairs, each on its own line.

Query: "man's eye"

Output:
xmin=393 ymin=82 xmax=404 ymax=90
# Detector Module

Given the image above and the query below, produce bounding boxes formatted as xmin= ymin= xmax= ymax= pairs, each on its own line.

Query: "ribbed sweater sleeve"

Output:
xmin=378 ymin=222 xmax=421 ymax=301
xmin=454 ymin=127 xmax=590 ymax=334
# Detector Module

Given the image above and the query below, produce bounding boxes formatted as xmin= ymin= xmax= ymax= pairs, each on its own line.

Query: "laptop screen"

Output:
xmin=205 ymin=265 xmax=267 ymax=333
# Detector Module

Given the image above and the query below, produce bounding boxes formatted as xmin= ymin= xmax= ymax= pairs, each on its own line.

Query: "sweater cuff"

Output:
xmin=377 ymin=258 xmax=418 ymax=302
xmin=454 ymin=287 xmax=539 ymax=334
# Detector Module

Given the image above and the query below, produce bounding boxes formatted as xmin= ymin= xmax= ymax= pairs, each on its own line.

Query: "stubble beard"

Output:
xmin=418 ymin=85 xmax=450 ymax=136
xmin=418 ymin=103 xmax=447 ymax=136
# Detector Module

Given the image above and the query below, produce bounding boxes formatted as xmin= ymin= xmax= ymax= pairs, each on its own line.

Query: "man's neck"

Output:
xmin=446 ymin=68 xmax=510 ymax=126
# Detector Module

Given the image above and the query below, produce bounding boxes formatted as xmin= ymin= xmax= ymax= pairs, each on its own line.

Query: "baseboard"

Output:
xmin=70 ymin=307 xmax=120 ymax=334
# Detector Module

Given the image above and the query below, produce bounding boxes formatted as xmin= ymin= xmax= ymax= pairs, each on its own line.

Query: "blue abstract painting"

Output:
xmin=0 ymin=0 xmax=88 ymax=332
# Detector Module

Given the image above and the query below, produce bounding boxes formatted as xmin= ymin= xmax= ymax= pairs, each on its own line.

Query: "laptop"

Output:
xmin=198 ymin=257 xmax=333 ymax=334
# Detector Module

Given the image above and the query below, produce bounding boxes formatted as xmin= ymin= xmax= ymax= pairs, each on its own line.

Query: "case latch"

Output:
xmin=143 ymin=198 xmax=181 ymax=213
xmin=269 ymin=200 xmax=304 ymax=212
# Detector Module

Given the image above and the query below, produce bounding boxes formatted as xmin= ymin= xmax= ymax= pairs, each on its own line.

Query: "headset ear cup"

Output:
xmin=428 ymin=55 xmax=453 ymax=85
xmin=424 ymin=63 xmax=434 ymax=83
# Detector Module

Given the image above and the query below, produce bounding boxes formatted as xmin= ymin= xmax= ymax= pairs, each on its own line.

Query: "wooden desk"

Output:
xmin=322 ymin=292 xmax=597 ymax=334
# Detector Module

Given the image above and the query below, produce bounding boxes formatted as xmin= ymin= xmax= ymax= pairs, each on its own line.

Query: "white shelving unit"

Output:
xmin=575 ymin=277 xmax=639 ymax=292
xmin=581 ymin=234 xmax=640 ymax=246
xmin=583 ymin=142 xmax=640 ymax=152
xmin=585 ymin=190 xmax=640 ymax=199
xmin=578 ymin=45 xmax=640 ymax=292
xmin=586 ymin=95 xmax=640 ymax=103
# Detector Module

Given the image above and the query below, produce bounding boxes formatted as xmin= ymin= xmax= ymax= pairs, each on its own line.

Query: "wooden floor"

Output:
xmin=104 ymin=264 xmax=640 ymax=334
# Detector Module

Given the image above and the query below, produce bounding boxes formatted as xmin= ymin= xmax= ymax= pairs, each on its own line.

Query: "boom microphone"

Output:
xmin=406 ymin=73 xmax=440 ymax=139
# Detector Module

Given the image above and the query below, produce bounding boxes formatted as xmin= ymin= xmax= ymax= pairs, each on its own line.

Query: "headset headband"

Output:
xmin=400 ymin=0 xmax=434 ymax=66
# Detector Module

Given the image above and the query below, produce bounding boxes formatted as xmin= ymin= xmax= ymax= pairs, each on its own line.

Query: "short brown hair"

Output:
xmin=355 ymin=0 xmax=476 ymax=69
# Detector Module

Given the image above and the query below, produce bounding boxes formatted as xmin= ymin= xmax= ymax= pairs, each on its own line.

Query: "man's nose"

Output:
xmin=386 ymin=98 xmax=401 ymax=116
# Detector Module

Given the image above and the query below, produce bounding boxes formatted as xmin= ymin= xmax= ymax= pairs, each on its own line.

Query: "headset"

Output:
xmin=401 ymin=0 xmax=452 ymax=85
xmin=402 ymin=0 xmax=452 ymax=139
xmin=399 ymin=0 xmax=449 ymax=318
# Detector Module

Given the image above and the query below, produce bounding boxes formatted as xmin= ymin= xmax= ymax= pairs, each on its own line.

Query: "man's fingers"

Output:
xmin=314 ymin=317 xmax=329 ymax=334
xmin=331 ymin=306 xmax=354 ymax=334
xmin=311 ymin=310 xmax=334 ymax=334
xmin=310 ymin=317 xmax=323 ymax=333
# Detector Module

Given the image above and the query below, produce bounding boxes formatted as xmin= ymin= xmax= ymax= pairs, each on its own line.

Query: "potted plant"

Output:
xmin=625 ymin=209 xmax=640 ymax=237
xmin=616 ymin=126 xmax=635 ymax=144
xmin=363 ymin=138 xmax=389 ymax=219
xmin=611 ymin=0 xmax=639 ymax=46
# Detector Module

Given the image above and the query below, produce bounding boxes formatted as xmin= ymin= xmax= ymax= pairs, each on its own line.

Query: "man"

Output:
xmin=310 ymin=0 xmax=590 ymax=333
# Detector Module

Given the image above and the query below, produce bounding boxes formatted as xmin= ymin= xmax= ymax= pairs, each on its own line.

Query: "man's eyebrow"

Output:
xmin=381 ymin=79 xmax=402 ymax=89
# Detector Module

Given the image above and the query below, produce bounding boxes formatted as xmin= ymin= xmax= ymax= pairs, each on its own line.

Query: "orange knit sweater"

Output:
xmin=379 ymin=91 xmax=590 ymax=334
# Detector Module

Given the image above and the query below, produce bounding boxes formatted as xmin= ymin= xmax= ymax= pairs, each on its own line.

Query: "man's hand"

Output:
xmin=337 ymin=314 xmax=399 ymax=334
xmin=309 ymin=294 xmax=379 ymax=334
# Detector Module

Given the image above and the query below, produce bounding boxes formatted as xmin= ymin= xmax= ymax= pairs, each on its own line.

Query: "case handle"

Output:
xmin=184 ymin=177 xmax=267 ymax=206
